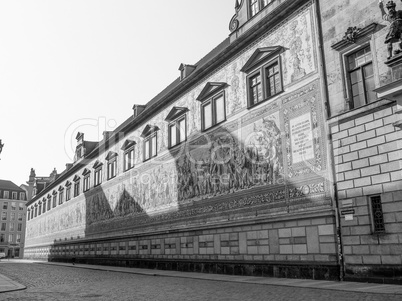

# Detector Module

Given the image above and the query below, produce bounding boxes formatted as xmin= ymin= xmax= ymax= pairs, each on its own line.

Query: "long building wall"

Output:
xmin=25 ymin=2 xmax=340 ymax=280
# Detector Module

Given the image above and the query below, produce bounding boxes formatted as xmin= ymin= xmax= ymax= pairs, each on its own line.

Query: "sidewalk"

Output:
xmin=1 ymin=260 xmax=402 ymax=295
xmin=0 ymin=273 xmax=26 ymax=293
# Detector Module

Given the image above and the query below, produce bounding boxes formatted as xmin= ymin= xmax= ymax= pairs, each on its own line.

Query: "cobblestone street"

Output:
xmin=0 ymin=263 xmax=401 ymax=301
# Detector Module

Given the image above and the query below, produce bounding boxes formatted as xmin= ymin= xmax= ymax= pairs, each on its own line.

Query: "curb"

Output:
xmin=35 ymin=261 xmax=402 ymax=295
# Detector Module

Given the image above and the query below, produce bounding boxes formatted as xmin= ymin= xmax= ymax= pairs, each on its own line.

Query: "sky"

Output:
xmin=0 ymin=0 xmax=235 ymax=186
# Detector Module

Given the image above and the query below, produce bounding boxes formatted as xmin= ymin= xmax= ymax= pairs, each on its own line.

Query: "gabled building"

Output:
xmin=25 ymin=0 xmax=340 ymax=280
xmin=0 ymin=180 xmax=27 ymax=258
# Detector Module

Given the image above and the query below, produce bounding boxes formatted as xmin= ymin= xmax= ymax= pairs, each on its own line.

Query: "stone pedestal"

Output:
xmin=374 ymin=54 xmax=402 ymax=128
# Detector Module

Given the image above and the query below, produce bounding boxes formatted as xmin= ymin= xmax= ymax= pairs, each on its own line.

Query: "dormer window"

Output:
xmin=106 ymin=152 xmax=118 ymax=180
xmin=179 ymin=64 xmax=196 ymax=81
xmin=196 ymin=82 xmax=228 ymax=131
xmin=141 ymin=125 xmax=159 ymax=161
xmin=121 ymin=140 xmax=136 ymax=172
xmin=241 ymin=46 xmax=284 ymax=108
xmin=165 ymin=107 xmax=189 ymax=148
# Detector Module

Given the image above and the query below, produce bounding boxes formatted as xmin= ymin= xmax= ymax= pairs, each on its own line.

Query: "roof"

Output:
xmin=142 ymin=37 xmax=230 ymax=115
xmin=0 ymin=179 xmax=25 ymax=192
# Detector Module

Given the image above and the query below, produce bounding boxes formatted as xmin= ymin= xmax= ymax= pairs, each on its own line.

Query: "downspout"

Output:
xmin=313 ymin=0 xmax=345 ymax=281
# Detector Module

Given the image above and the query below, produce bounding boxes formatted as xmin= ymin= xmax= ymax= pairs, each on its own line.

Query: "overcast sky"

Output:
xmin=0 ymin=0 xmax=235 ymax=186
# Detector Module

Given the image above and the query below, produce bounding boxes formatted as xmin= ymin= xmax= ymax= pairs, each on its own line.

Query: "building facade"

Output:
xmin=321 ymin=0 xmax=402 ymax=284
xmin=24 ymin=0 xmax=402 ymax=283
xmin=0 ymin=180 xmax=27 ymax=258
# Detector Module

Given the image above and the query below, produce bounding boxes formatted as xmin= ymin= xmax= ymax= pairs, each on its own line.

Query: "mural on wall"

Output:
xmin=25 ymin=201 xmax=85 ymax=242
xmin=26 ymin=79 xmax=327 ymax=240
xmin=26 ymin=5 xmax=324 ymax=240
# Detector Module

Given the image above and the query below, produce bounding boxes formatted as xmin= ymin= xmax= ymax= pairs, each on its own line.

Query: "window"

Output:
xmin=19 ymin=203 xmax=24 ymax=211
xmin=3 ymin=202 xmax=8 ymax=210
xmin=105 ymin=152 xmax=118 ymax=179
xmin=47 ymin=196 xmax=51 ymax=211
xmin=8 ymin=234 xmax=13 ymax=243
xmin=19 ymin=192 xmax=25 ymax=200
xmin=17 ymin=223 xmax=22 ymax=231
xmin=201 ymin=93 xmax=226 ymax=131
xmin=94 ymin=167 xmax=103 ymax=185
xmin=30 ymin=208 xmax=34 ymax=219
xmin=346 ymin=45 xmax=376 ymax=109
xmin=12 ymin=192 xmax=17 ymax=200
xmin=34 ymin=206 xmax=37 ymax=217
xmin=11 ymin=212 xmax=15 ymax=220
xmin=249 ymin=0 xmax=272 ymax=17
xmin=59 ymin=189 xmax=64 ymax=204
xmin=0 ymin=234 xmax=4 ymax=242
xmin=4 ymin=191 xmax=9 ymax=199
xmin=168 ymin=116 xmax=186 ymax=148
xmin=11 ymin=202 xmax=16 ymax=210
xmin=143 ymin=133 xmax=157 ymax=161
xmin=140 ymin=125 xmax=159 ymax=161
xmin=1 ymin=212 xmax=6 ymax=220
xmin=16 ymin=234 xmax=21 ymax=243
xmin=18 ymin=213 xmax=22 ymax=221
xmin=38 ymin=203 xmax=42 ymax=215
xmin=42 ymin=200 xmax=46 ymax=214
xmin=83 ymin=174 xmax=90 ymax=191
xmin=52 ymin=194 xmax=57 ymax=208
xmin=370 ymin=195 xmax=385 ymax=233
xmin=1 ymin=223 xmax=6 ymax=231
xmin=10 ymin=223 xmax=14 ymax=231
xmin=247 ymin=59 xmax=282 ymax=107
xmin=107 ymin=159 xmax=117 ymax=179
xmin=66 ymin=186 xmax=71 ymax=201
xmin=74 ymin=178 xmax=80 ymax=197
xmin=124 ymin=148 xmax=135 ymax=171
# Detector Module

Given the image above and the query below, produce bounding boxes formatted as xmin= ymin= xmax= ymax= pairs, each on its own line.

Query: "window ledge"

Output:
xmin=247 ymin=91 xmax=283 ymax=110
xmin=202 ymin=119 xmax=226 ymax=133
xmin=328 ymin=98 xmax=395 ymax=125
xmin=168 ymin=140 xmax=187 ymax=150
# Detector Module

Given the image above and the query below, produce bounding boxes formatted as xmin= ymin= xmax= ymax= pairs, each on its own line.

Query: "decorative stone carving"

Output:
xmin=229 ymin=0 xmax=243 ymax=32
xmin=342 ymin=27 xmax=361 ymax=43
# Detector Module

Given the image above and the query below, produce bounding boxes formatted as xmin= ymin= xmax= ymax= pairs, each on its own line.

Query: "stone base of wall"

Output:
xmin=48 ymin=257 xmax=340 ymax=281
xmin=345 ymin=264 xmax=402 ymax=285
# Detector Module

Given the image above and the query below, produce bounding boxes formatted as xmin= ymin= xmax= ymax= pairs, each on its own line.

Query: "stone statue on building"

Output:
xmin=380 ymin=0 xmax=402 ymax=59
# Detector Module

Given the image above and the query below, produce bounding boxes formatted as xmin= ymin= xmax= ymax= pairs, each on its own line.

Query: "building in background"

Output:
xmin=321 ymin=0 xmax=402 ymax=284
xmin=0 ymin=180 xmax=27 ymax=258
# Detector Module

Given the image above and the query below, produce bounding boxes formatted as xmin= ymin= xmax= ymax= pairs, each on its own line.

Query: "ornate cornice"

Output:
xmin=331 ymin=23 xmax=381 ymax=51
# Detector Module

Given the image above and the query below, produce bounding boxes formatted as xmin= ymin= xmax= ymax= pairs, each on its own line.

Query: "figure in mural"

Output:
xmin=380 ymin=0 xmax=402 ymax=59
xmin=230 ymin=63 xmax=242 ymax=114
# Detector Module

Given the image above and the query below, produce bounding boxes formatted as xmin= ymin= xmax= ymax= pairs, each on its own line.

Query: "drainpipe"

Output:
xmin=313 ymin=0 xmax=345 ymax=280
